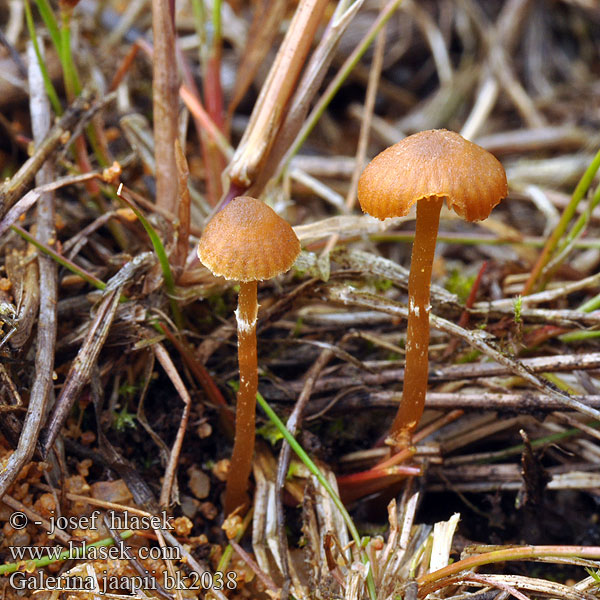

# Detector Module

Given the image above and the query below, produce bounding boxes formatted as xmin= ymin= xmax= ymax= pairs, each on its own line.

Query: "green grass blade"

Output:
xmin=12 ymin=224 xmax=129 ymax=303
xmin=11 ymin=224 xmax=106 ymax=291
xmin=33 ymin=0 xmax=61 ymax=51
xmin=24 ymin=0 xmax=62 ymax=115
xmin=59 ymin=7 xmax=82 ymax=100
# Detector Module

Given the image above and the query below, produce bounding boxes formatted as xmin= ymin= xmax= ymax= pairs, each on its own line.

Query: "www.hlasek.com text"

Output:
xmin=9 ymin=539 xmax=181 ymax=562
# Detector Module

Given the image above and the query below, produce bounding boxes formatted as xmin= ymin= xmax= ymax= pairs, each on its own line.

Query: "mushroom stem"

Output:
xmin=390 ymin=196 xmax=443 ymax=446
xmin=225 ymin=280 xmax=259 ymax=515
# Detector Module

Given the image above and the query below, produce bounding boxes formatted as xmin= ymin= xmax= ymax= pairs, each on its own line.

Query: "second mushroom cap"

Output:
xmin=357 ymin=129 xmax=508 ymax=222
xmin=197 ymin=196 xmax=301 ymax=282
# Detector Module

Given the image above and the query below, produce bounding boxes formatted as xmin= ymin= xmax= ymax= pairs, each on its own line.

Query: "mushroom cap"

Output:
xmin=197 ymin=196 xmax=301 ymax=282
xmin=358 ymin=129 xmax=508 ymax=222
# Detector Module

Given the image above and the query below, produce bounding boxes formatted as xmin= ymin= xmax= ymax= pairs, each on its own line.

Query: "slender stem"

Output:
xmin=225 ymin=281 xmax=258 ymax=515
xmin=390 ymin=197 xmax=443 ymax=445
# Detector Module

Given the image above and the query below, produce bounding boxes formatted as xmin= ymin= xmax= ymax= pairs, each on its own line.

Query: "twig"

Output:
xmin=327 ymin=285 xmax=600 ymax=422
xmin=369 ymin=392 xmax=600 ymax=412
xmin=0 ymin=90 xmax=112 ymax=217
xmin=280 ymin=352 xmax=600 ymax=397
xmin=0 ymin=40 xmax=57 ymax=499
xmin=40 ymin=287 xmax=122 ymax=457
xmin=153 ymin=343 xmax=192 ymax=507
xmin=40 ymin=255 xmax=153 ymax=456
xmin=230 ymin=538 xmax=279 ymax=594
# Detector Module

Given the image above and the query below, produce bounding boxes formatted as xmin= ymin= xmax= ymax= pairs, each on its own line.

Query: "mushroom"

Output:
xmin=197 ymin=196 xmax=301 ymax=514
xmin=358 ymin=129 xmax=507 ymax=446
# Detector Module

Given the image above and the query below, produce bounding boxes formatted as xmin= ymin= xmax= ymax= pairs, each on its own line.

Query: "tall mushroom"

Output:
xmin=197 ymin=196 xmax=300 ymax=514
xmin=358 ymin=129 xmax=507 ymax=446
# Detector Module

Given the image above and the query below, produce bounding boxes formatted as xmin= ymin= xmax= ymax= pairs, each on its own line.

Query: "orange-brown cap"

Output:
xmin=197 ymin=196 xmax=301 ymax=282
xmin=358 ymin=129 xmax=508 ymax=222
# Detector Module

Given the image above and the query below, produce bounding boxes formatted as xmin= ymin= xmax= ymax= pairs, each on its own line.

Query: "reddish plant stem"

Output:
xmin=152 ymin=0 xmax=179 ymax=214
xmin=390 ymin=197 xmax=443 ymax=446
xmin=225 ymin=281 xmax=258 ymax=515
xmin=523 ymin=324 xmax=568 ymax=347
xmin=109 ymin=43 xmax=140 ymax=91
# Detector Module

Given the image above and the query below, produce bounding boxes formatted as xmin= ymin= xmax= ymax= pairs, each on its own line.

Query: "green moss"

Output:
xmin=445 ymin=269 xmax=476 ymax=303
xmin=374 ymin=277 xmax=394 ymax=292
xmin=112 ymin=404 xmax=137 ymax=432
xmin=457 ymin=349 xmax=481 ymax=363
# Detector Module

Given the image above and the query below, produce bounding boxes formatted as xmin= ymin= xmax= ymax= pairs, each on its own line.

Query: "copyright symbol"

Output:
xmin=9 ymin=512 xmax=27 ymax=529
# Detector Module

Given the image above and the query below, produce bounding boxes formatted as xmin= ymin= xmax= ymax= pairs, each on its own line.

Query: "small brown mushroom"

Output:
xmin=197 ymin=196 xmax=300 ymax=514
xmin=358 ymin=129 xmax=507 ymax=446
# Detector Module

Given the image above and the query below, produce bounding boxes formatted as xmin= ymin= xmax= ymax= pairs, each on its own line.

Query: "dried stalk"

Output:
xmin=0 ymin=40 xmax=57 ymax=499
xmin=321 ymin=9 xmax=387 ymax=256
xmin=327 ymin=285 xmax=600 ymax=422
xmin=154 ymin=342 xmax=192 ymax=507
xmin=40 ymin=252 xmax=154 ymax=457
xmin=0 ymin=90 xmax=102 ymax=217
xmin=227 ymin=0 xmax=329 ymax=188
xmin=41 ymin=287 xmax=122 ymax=457
xmin=152 ymin=0 xmax=179 ymax=214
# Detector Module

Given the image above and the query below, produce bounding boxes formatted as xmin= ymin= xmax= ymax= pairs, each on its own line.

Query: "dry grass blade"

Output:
xmin=321 ymin=4 xmax=386 ymax=256
xmin=0 ymin=41 xmax=58 ymax=499
xmin=252 ymin=0 xmax=366 ymax=195
xmin=0 ymin=171 xmax=115 ymax=237
xmin=460 ymin=0 xmax=534 ymax=139
xmin=153 ymin=342 xmax=192 ymax=508
xmin=294 ymin=215 xmax=409 ymax=246
xmin=227 ymin=0 xmax=329 ymax=189
xmin=226 ymin=0 xmax=290 ymax=118
xmin=275 ymin=348 xmax=335 ymax=594
xmin=465 ymin=574 xmax=594 ymax=600
xmin=40 ymin=287 xmax=122 ymax=457
xmin=327 ymin=285 xmax=600 ymax=421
